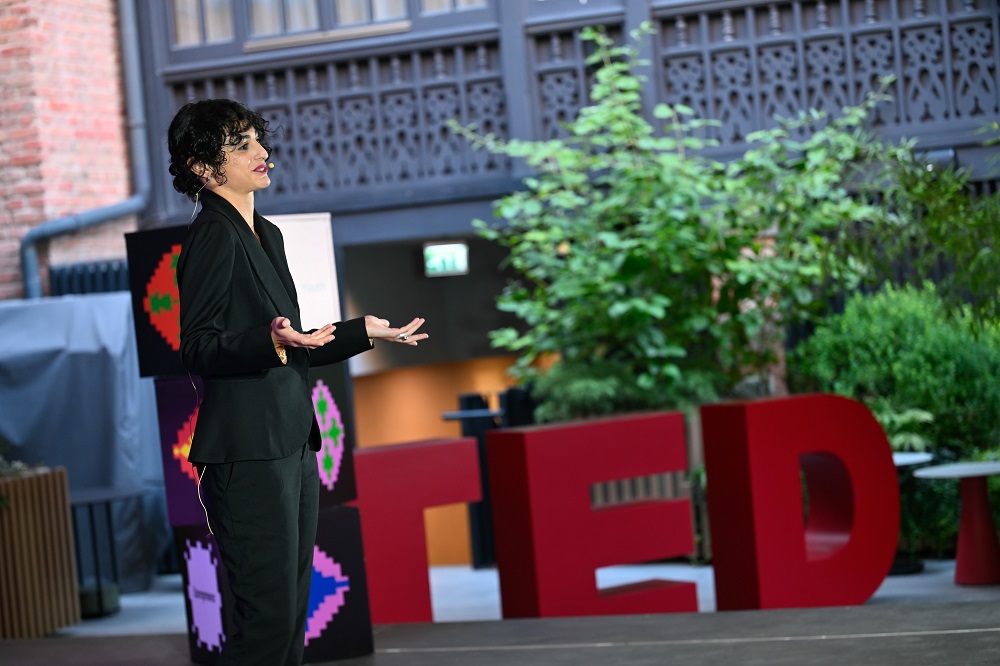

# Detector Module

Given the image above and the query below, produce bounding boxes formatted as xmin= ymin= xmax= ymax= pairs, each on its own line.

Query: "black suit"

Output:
xmin=178 ymin=188 xmax=371 ymax=464
xmin=177 ymin=189 xmax=371 ymax=665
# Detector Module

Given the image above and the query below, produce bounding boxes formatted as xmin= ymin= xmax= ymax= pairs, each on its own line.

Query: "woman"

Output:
xmin=169 ymin=98 xmax=426 ymax=665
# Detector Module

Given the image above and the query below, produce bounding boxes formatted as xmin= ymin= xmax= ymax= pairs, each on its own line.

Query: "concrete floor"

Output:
xmin=52 ymin=558 xmax=1000 ymax=636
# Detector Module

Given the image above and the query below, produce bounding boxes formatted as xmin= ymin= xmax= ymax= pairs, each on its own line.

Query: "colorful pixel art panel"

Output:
xmin=174 ymin=525 xmax=233 ymax=666
xmin=308 ymin=364 xmax=358 ymax=508
xmin=305 ymin=505 xmax=373 ymax=662
xmin=174 ymin=509 xmax=372 ymax=665
xmin=124 ymin=225 xmax=189 ymax=378
xmin=157 ymin=365 xmax=356 ymax=526
xmin=155 ymin=376 xmax=207 ymax=528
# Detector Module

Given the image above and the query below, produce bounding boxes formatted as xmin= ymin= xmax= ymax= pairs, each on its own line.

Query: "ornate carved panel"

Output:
xmin=423 ymin=84 xmax=463 ymax=178
xmin=538 ymin=69 xmax=582 ymax=139
xmin=294 ymin=102 xmax=336 ymax=194
xmin=759 ymin=43 xmax=803 ymax=126
xmin=665 ymin=55 xmax=711 ymax=118
xmin=381 ymin=91 xmax=421 ymax=183
xmin=261 ymin=105 xmax=294 ymax=196
xmin=655 ymin=0 xmax=999 ymax=149
xmin=337 ymin=96 xmax=379 ymax=188
xmin=805 ymin=38 xmax=850 ymax=116
xmin=530 ymin=27 xmax=623 ymax=139
xmin=901 ymin=26 xmax=948 ymax=123
xmin=169 ymin=40 xmax=508 ymax=202
xmin=154 ymin=1 xmax=998 ymax=215
xmin=464 ymin=80 xmax=507 ymax=175
xmin=951 ymin=20 xmax=998 ymax=120
xmin=533 ymin=31 xmax=585 ymax=139
xmin=852 ymin=31 xmax=900 ymax=126
xmin=712 ymin=49 xmax=756 ymax=142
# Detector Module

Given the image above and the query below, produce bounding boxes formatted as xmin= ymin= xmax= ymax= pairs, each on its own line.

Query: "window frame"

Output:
xmin=164 ymin=0 xmax=494 ymax=64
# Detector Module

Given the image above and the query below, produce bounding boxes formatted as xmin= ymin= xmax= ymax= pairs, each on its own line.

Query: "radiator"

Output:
xmin=0 ymin=467 xmax=81 ymax=638
xmin=49 ymin=259 xmax=129 ymax=296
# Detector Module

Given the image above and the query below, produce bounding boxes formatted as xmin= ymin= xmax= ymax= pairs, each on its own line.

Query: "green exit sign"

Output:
xmin=423 ymin=242 xmax=469 ymax=277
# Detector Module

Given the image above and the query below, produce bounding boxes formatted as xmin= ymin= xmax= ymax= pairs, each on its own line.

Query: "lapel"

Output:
xmin=200 ymin=190 xmax=300 ymax=325
xmin=254 ymin=212 xmax=299 ymax=310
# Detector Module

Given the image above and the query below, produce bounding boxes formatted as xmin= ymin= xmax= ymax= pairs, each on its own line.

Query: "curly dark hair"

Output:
xmin=167 ymin=99 xmax=273 ymax=200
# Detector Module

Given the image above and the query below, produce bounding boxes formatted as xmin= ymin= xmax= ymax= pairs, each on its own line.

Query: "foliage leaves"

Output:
xmin=453 ymin=24 xmax=1000 ymax=423
xmin=846 ymin=150 xmax=1000 ymax=332
xmin=452 ymin=25 xmax=904 ymax=421
xmin=788 ymin=283 xmax=1000 ymax=555
xmin=789 ymin=283 xmax=1000 ymax=457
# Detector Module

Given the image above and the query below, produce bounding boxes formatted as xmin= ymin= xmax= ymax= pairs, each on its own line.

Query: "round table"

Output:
xmin=889 ymin=452 xmax=935 ymax=575
xmin=70 ymin=486 xmax=146 ymax=617
xmin=892 ymin=452 xmax=934 ymax=467
xmin=913 ymin=461 xmax=1000 ymax=585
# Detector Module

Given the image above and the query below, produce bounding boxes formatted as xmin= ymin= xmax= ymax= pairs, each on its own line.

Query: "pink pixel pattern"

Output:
xmin=304 ymin=545 xmax=351 ymax=645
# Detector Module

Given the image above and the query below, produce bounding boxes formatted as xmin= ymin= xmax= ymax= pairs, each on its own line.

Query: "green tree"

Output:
xmin=454 ymin=25 xmax=899 ymax=421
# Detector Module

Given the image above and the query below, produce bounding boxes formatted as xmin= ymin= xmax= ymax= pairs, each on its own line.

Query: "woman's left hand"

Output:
xmin=364 ymin=316 xmax=428 ymax=346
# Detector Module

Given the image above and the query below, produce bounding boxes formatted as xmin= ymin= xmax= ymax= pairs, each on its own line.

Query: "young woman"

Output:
xmin=168 ymin=98 xmax=426 ymax=665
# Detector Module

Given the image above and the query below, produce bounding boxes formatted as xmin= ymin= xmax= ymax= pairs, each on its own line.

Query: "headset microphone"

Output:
xmin=267 ymin=162 xmax=275 ymax=169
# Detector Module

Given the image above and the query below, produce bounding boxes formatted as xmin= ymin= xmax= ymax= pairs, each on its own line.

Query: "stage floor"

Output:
xmin=5 ymin=561 xmax=1000 ymax=665
xmin=5 ymin=601 xmax=999 ymax=665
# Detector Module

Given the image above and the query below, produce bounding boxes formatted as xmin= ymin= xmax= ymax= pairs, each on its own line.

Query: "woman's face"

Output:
xmin=205 ymin=127 xmax=271 ymax=198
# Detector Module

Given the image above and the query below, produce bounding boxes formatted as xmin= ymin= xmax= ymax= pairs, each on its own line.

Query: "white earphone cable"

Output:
xmin=196 ymin=465 xmax=214 ymax=537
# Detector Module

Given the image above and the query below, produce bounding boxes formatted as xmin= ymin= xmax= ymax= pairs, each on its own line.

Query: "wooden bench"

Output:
xmin=0 ymin=467 xmax=80 ymax=638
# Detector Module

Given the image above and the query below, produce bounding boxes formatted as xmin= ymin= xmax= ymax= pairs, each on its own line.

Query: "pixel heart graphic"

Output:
xmin=143 ymin=243 xmax=183 ymax=350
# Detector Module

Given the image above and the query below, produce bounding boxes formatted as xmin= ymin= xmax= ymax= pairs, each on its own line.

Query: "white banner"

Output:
xmin=270 ymin=213 xmax=341 ymax=330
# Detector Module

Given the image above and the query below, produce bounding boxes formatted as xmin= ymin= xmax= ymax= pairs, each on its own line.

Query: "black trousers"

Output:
xmin=201 ymin=444 xmax=319 ymax=666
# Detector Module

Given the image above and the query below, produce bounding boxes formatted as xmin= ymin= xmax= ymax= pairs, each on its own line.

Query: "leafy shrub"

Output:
xmin=531 ymin=360 xmax=719 ymax=424
xmin=790 ymin=283 xmax=1000 ymax=458
xmin=789 ymin=283 xmax=1000 ymax=555
xmin=854 ymin=141 xmax=1000 ymax=330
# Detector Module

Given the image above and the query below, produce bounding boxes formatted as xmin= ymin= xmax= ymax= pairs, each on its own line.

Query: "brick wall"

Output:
xmin=0 ymin=0 xmax=131 ymax=300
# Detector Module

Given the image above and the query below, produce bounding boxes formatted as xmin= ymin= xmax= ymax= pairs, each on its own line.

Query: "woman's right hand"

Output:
xmin=270 ymin=317 xmax=335 ymax=349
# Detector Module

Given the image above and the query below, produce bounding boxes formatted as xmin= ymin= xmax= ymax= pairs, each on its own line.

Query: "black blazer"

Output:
xmin=176 ymin=189 xmax=371 ymax=464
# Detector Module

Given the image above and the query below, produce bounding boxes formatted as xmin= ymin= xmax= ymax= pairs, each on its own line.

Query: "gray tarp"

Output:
xmin=0 ymin=292 xmax=168 ymax=592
